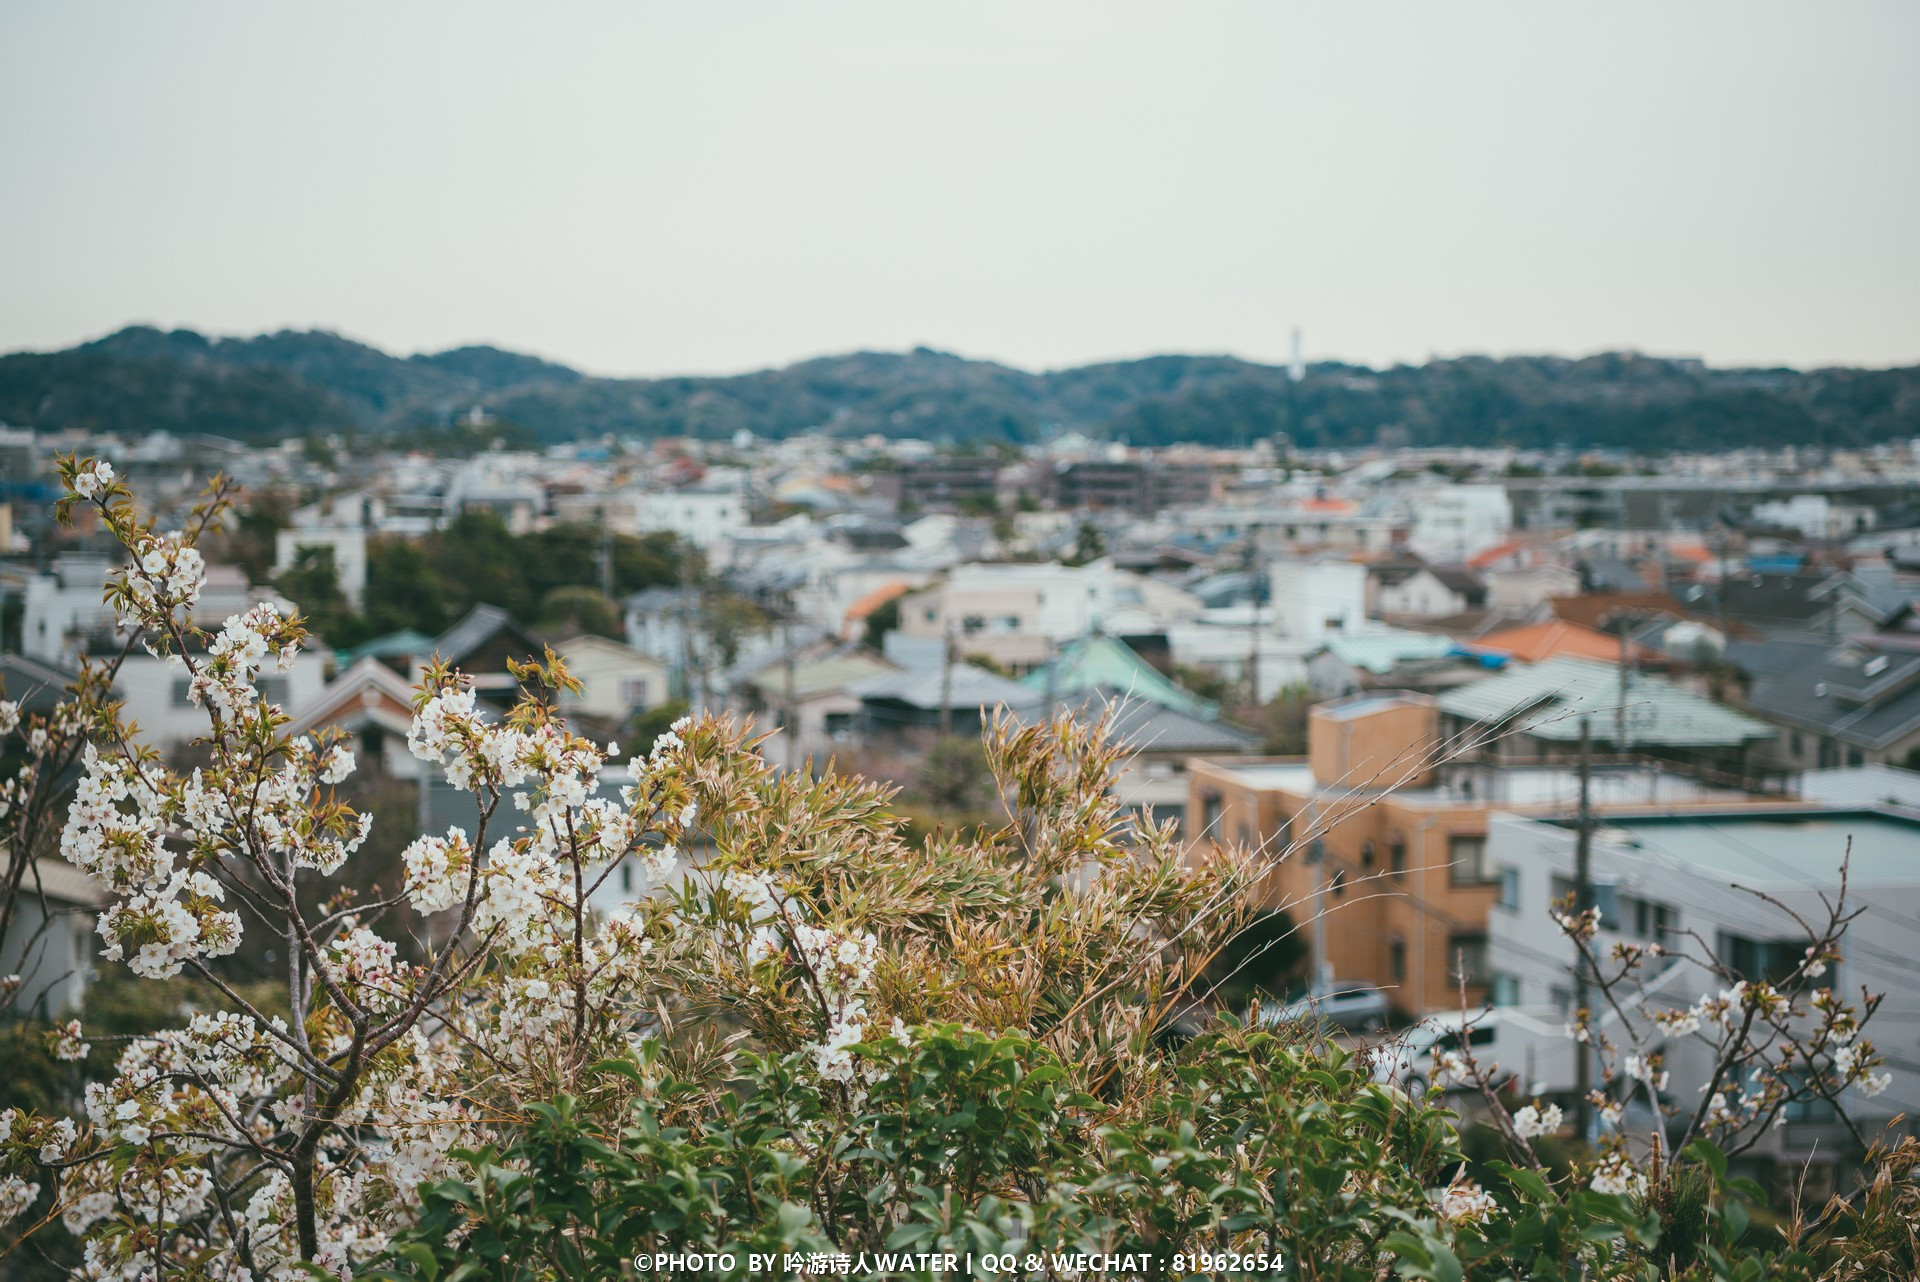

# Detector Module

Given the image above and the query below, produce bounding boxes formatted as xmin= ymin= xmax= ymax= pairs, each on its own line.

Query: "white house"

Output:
xmin=1266 ymin=559 xmax=1368 ymax=645
xmin=556 ymin=634 xmax=672 ymax=722
xmin=1371 ymin=562 xmax=1487 ymax=620
xmin=1753 ymin=495 xmax=1876 ymax=541
xmin=896 ymin=561 xmax=1199 ymax=674
xmin=1485 ymin=564 xmax=1581 ymax=614
xmin=110 ymin=645 xmax=331 ymax=753
xmin=632 ymin=487 xmax=748 ymax=552
xmin=273 ymin=527 xmax=369 ymax=609
xmin=1408 ymin=485 xmax=1514 ymax=561
xmin=0 ymin=858 xmax=106 ymax=1016
xmin=22 ymin=556 xmax=121 ymax=664
xmin=1481 ymin=805 xmax=1920 ymax=1187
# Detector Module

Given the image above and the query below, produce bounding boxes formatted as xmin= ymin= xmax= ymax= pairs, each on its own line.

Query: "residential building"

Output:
xmin=1408 ymin=485 xmax=1514 ymax=561
xmin=273 ymin=526 xmax=369 ymax=609
xmin=1484 ymin=805 xmax=1920 ymax=1197
xmin=1040 ymin=458 xmax=1216 ymax=513
xmin=732 ymin=643 xmax=899 ymax=768
xmin=1371 ymin=558 xmax=1488 ymax=619
xmin=633 ymin=486 xmax=748 ymax=551
xmin=874 ymin=459 xmax=1001 ymax=511
xmin=0 ymin=859 xmax=106 ymax=1016
xmin=896 ymin=562 xmax=1199 ymax=675
xmin=555 ymin=634 xmax=672 ymax=723
xmin=21 ymin=556 xmax=122 ymax=665
xmin=1728 ymin=639 xmax=1920 ymax=771
xmin=1435 ymin=656 xmax=1776 ymax=781
xmin=1307 ymin=631 xmax=1482 ymax=699
xmin=285 ymin=657 xmax=423 ymax=779
xmin=1484 ymin=564 xmax=1581 ymax=614
xmin=1187 ymin=691 xmax=1767 ymax=1016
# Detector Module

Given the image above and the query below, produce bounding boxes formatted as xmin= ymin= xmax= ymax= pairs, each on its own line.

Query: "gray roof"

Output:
xmin=1729 ymin=639 xmax=1920 ymax=750
xmin=1062 ymin=692 xmax=1260 ymax=755
xmin=1436 ymin=656 xmax=1775 ymax=748
xmin=432 ymin=604 xmax=544 ymax=668
xmin=852 ymin=664 xmax=1043 ymax=713
xmin=0 ymin=653 xmax=84 ymax=712
xmin=1597 ymin=810 xmax=1920 ymax=890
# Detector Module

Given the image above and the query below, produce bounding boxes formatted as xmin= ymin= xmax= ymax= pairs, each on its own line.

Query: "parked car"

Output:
xmin=1369 ymin=1007 xmax=1568 ymax=1095
xmin=1255 ymin=983 xmax=1389 ymax=1034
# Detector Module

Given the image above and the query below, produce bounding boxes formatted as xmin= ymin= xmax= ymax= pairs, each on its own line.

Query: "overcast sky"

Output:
xmin=2 ymin=3 xmax=1917 ymax=376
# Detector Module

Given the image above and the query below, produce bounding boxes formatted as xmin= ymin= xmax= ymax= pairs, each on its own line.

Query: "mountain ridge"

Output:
xmin=2 ymin=326 xmax=1916 ymax=452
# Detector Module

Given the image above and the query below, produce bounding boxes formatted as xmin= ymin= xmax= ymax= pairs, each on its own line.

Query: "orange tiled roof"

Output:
xmin=1471 ymin=620 xmax=1653 ymax=665
xmin=1467 ymin=538 xmax=1529 ymax=570
xmin=843 ymin=581 xmax=912 ymax=624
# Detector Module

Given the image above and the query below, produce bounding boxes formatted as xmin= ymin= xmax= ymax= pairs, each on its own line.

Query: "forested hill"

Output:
xmin=2 ymin=326 xmax=1916 ymax=452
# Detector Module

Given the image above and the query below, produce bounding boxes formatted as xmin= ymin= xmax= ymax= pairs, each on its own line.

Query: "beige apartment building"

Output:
xmin=1187 ymin=691 xmax=1792 ymax=1017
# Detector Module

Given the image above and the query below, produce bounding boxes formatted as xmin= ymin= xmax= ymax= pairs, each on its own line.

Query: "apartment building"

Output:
xmin=1186 ymin=690 xmax=1774 ymax=1017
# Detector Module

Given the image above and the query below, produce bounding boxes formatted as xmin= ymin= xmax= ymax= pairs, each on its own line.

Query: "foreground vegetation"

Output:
xmin=0 ymin=460 xmax=1912 ymax=1280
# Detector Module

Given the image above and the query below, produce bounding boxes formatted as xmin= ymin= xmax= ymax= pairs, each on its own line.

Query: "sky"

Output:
xmin=2 ymin=2 xmax=1917 ymax=377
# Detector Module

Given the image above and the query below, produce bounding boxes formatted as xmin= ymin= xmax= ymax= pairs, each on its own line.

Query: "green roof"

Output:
xmin=1324 ymin=631 xmax=1457 ymax=675
xmin=1022 ymin=634 xmax=1212 ymax=718
xmin=1436 ymin=656 xmax=1773 ymax=748
xmin=338 ymin=629 xmax=435 ymax=667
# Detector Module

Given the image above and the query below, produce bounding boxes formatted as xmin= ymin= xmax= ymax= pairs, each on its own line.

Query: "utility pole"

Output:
xmin=1246 ymin=525 xmax=1263 ymax=707
xmin=781 ymin=594 xmax=797 ymax=770
xmin=1573 ymin=716 xmax=1596 ymax=1141
xmin=599 ymin=523 xmax=615 ymax=599
xmin=937 ymin=618 xmax=957 ymax=740
xmin=1616 ymin=620 xmax=1631 ymax=755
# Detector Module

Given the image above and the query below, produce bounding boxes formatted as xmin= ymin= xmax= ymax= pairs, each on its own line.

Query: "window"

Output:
xmin=1496 ymin=867 xmax=1520 ymax=911
xmin=1448 ymin=933 xmax=1489 ymax=986
xmin=1360 ymin=839 xmax=1375 ymax=868
xmin=1551 ymin=875 xmax=1620 ymax=923
xmin=258 ymin=677 xmax=290 ymax=706
xmin=620 ymin=678 xmax=651 ymax=707
xmin=1549 ymin=985 xmax=1574 ymax=1017
xmin=620 ymin=862 xmax=633 ymax=894
xmin=1490 ymin=974 xmax=1520 ymax=1007
xmin=1718 ymin=931 xmax=1809 ymax=988
xmin=1389 ymin=839 xmax=1406 ymax=880
xmin=1780 ymin=1069 xmax=1839 ymax=1123
xmin=1201 ymin=793 xmax=1223 ymax=837
xmin=1332 ymin=869 xmax=1347 ymax=899
xmin=172 ymin=677 xmax=194 ymax=707
xmin=1448 ymin=834 xmax=1493 ymax=885
xmin=1627 ymin=896 xmax=1678 ymax=946
xmin=823 ymin=711 xmax=855 ymax=737
xmin=1390 ymin=938 xmax=1407 ymax=985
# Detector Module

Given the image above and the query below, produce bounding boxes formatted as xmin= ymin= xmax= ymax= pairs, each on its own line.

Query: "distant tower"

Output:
xmin=1288 ymin=327 xmax=1304 ymax=383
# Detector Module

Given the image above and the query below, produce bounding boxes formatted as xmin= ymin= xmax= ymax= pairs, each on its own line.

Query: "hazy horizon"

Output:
xmin=12 ymin=321 xmax=1919 ymax=382
xmin=4 ymin=2 xmax=1917 ymax=378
